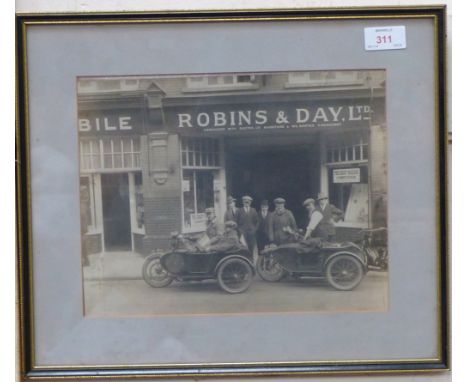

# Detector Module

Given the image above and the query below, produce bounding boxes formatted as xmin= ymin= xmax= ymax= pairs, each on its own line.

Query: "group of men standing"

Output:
xmin=215 ymin=193 xmax=343 ymax=255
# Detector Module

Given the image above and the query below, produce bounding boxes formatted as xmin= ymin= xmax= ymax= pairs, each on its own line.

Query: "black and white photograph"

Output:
xmin=78 ymin=70 xmax=389 ymax=316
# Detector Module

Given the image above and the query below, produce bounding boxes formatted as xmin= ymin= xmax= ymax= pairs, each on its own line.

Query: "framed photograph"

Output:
xmin=16 ymin=6 xmax=449 ymax=379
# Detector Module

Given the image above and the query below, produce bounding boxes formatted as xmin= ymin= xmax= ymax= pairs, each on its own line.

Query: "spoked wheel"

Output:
xmin=256 ymin=255 xmax=286 ymax=282
xmin=142 ymin=254 xmax=173 ymax=288
xmin=217 ymin=258 xmax=253 ymax=294
xmin=325 ymin=254 xmax=364 ymax=291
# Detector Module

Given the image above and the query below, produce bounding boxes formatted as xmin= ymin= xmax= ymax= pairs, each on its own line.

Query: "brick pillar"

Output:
xmin=141 ymin=133 xmax=182 ymax=254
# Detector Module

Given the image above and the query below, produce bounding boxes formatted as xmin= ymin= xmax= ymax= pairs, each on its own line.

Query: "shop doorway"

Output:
xmin=226 ymin=145 xmax=320 ymax=229
xmin=101 ymin=173 xmax=132 ymax=251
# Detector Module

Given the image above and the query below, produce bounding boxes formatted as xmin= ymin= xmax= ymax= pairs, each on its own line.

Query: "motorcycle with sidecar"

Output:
xmin=142 ymin=232 xmax=255 ymax=294
xmin=257 ymin=228 xmax=368 ymax=291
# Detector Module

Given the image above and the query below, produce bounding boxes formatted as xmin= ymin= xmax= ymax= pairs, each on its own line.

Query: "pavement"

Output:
xmin=83 ymin=251 xmax=146 ymax=281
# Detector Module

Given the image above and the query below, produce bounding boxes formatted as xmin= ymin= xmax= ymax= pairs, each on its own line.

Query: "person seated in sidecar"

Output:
xmin=205 ymin=221 xmax=244 ymax=253
xmin=205 ymin=207 xmax=224 ymax=239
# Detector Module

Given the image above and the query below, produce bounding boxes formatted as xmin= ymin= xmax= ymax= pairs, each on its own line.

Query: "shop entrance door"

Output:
xmin=101 ymin=173 xmax=132 ymax=251
xmin=227 ymin=147 xmax=319 ymax=229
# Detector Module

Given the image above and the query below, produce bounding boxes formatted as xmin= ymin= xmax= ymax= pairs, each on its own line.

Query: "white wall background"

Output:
xmin=13 ymin=0 xmax=452 ymax=382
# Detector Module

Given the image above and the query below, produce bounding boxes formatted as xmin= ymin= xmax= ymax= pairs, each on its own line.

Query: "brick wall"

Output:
xmin=84 ymin=233 xmax=102 ymax=254
xmin=142 ymin=196 xmax=181 ymax=254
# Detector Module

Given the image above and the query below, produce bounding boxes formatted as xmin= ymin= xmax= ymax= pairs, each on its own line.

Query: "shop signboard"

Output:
xmin=333 ymin=168 xmax=361 ymax=183
xmin=162 ymin=97 xmax=376 ymax=133
xmin=78 ymin=108 xmax=145 ymax=136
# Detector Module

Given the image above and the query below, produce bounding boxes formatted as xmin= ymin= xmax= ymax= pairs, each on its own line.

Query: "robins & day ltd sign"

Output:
xmin=163 ymin=98 xmax=374 ymax=133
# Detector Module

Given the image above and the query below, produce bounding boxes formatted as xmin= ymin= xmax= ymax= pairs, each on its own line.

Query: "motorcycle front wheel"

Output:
xmin=256 ymin=255 xmax=286 ymax=282
xmin=142 ymin=253 xmax=174 ymax=288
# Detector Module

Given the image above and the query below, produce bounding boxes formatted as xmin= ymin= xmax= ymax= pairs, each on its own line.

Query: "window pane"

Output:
xmin=134 ymin=154 xmax=140 ymax=168
xmin=237 ymin=75 xmax=251 ymax=83
xmin=133 ymin=138 xmax=140 ymax=152
xmin=123 ymin=138 xmax=132 ymax=152
xmin=82 ymin=156 xmax=90 ymax=170
xmin=347 ymin=147 xmax=354 ymax=161
xmin=82 ymin=141 xmax=90 ymax=154
xmin=340 ymin=148 xmax=346 ymax=162
xmin=124 ymin=153 xmax=132 ymax=167
xmin=363 ymin=145 xmax=369 ymax=160
xmin=114 ymin=140 xmax=122 ymax=154
xmin=113 ymin=154 xmax=123 ymax=168
xmin=354 ymin=146 xmax=361 ymax=161
xmin=196 ymin=171 xmax=214 ymax=212
xmin=104 ymin=153 xmax=113 ymax=168
xmin=103 ymin=140 xmax=112 ymax=154
xmin=91 ymin=140 xmax=100 ymax=154
xmin=207 ymin=76 xmax=218 ymax=85
xmin=223 ymin=76 xmax=234 ymax=84
xmin=92 ymin=154 xmax=101 ymax=169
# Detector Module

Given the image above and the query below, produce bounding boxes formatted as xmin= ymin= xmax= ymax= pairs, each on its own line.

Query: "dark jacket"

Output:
xmin=224 ymin=207 xmax=239 ymax=223
xmin=316 ymin=203 xmax=343 ymax=239
xmin=237 ymin=207 xmax=259 ymax=235
xmin=268 ymin=209 xmax=297 ymax=245
xmin=258 ymin=211 xmax=271 ymax=237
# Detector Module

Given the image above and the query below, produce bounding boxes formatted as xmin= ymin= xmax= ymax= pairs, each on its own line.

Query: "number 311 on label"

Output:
xmin=364 ymin=26 xmax=407 ymax=51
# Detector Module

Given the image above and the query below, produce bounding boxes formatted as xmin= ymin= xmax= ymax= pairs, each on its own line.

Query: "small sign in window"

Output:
xmin=333 ymin=168 xmax=361 ymax=183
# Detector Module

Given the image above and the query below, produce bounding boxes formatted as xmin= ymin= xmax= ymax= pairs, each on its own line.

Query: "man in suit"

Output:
xmin=224 ymin=195 xmax=239 ymax=223
xmin=236 ymin=195 xmax=259 ymax=255
xmin=256 ymin=199 xmax=271 ymax=252
xmin=268 ymin=198 xmax=297 ymax=245
xmin=315 ymin=192 xmax=344 ymax=241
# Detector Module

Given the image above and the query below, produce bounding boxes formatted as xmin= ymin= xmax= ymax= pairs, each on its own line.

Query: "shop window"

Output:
xmin=182 ymin=170 xmax=215 ymax=231
xmin=80 ymin=137 xmax=141 ymax=172
xmin=328 ymin=166 xmax=369 ymax=227
xmin=80 ymin=176 xmax=97 ymax=232
xmin=180 ymin=137 xmax=221 ymax=231
xmin=181 ymin=137 xmax=220 ymax=168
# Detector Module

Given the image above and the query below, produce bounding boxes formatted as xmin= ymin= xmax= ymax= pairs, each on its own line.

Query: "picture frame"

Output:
xmin=16 ymin=6 xmax=449 ymax=380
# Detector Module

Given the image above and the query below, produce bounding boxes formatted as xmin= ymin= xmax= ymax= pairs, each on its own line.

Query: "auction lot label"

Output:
xmin=364 ymin=26 xmax=406 ymax=51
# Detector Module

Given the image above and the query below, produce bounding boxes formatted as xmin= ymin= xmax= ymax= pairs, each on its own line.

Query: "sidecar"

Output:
xmin=142 ymin=246 xmax=255 ymax=294
xmin=257 ymin=240 xmax=368 ymax=291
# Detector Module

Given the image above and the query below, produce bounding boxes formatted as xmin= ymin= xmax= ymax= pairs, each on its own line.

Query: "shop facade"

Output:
xmin=78 ymin=71 xmax=387 ymax=255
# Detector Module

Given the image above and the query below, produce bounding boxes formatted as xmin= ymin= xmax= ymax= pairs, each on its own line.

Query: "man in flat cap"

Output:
xmin=315 ymin=192 xmax=344 ymax=241
xmin=224 ymin=196 xmax=239 ymax=224
xmin=236 ymin=195 xmax=259 ymax=254
xmin=206 ymin=221 xmax=243 ymax=253
xmin=302 ymin=198 xmax=324 ymax=240
xmin=256 ymin=200 xmax=272 ymax=252
xmin=205 ymin=207 xmax=223 ymax=240
xmin=268 ymin=198 xmax=297 ymax=245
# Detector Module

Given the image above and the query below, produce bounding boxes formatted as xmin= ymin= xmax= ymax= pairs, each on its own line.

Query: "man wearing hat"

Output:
xmin=205 ymin=207 xmax=223 ymax=240
xmin=206 ymin=220 xmax=243 ymax=253
xmin=268 ymin=198 xmax=297 ymax=245
xmin=256 ymin=200 xmax=272 ymax=252
xmin=302 ymin=198 xmax=324 ymax=240
xmin=224 ymin=196 xmax=239 ymax=223
xmin=315 ymin=192 xmax=344 ymax=241
xmin=236 ymin=195 xmax=259 ymax=254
